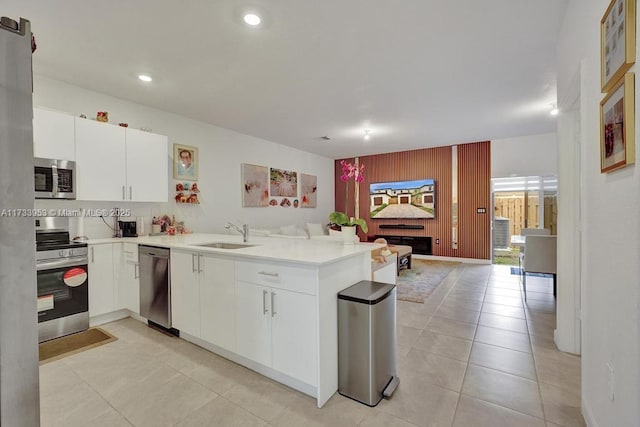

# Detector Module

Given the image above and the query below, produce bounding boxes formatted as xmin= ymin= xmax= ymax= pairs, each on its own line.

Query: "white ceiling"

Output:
xmin=2 ymin=0 xmax=567 ymax=159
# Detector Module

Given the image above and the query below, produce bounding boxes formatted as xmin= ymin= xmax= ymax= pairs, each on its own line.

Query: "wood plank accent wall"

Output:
xmin=334 ymin=141 xmax=491 ymax=260
xmin=457 ymin=142 xmax=491 ymax=259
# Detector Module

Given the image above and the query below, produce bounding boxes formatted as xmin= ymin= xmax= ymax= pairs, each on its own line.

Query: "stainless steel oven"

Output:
xmin=34 ymin=157 xmax=76 ymax=199
xmin=36 ymin=217 xmax=89 ymax=342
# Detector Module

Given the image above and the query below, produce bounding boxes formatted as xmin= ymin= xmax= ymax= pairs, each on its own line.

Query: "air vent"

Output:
xmin=320 ymin=136 xmax=331 ymax=141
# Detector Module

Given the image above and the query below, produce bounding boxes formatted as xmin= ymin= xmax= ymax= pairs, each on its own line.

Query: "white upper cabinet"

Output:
xmin=125 ymin=128 xmax=168 ymax=202
xmin=75 ymin=118 xmax=127 ymax=201
xmin=33 ymin=107 xmax=75 ymax=160
xmin=75 ymin=118 xmax=168 ymax=202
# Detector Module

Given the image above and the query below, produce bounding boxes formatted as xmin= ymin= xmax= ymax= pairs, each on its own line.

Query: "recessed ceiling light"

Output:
xmin=243 ymin=13 xmax=261 ymax=26
xmin=364 ymin=130 xmax=370 ymax=140
xmin=550 ymin=107 xmax=559 ymax=116
xmin=138 ymin=74 xmax=152 ymax=82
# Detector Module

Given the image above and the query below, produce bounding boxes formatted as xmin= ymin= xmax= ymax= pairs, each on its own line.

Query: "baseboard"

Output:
xmin=412 ymin=254 xmax=491 ymax=264
xmin=89 ymin=309 xmax=129 ymax=327
xmin=582 ymin=397 xmax=598 ymax=427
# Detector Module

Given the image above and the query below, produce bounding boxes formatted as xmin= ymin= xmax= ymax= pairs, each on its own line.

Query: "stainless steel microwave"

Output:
xmin=34 ymin=158 xmax=76 ymax=199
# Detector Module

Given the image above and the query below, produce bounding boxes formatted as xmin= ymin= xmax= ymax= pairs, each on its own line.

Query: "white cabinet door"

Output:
xmin=118 ymin=262 xmax=140 ymax=314
xmin=88 ymin=244 xmax=115 ymax=317
xmin=200 ymin=255 xmax=235 ymax=351
xmin=170 ymin=251 xmax=201 ymax=337
xmin=235 ymin=280 xmax=271 ymax=367
xmin=271 ymin=289 xmax=317 ymax=386
xmin=33 ymin=108 xmax=75 ymax=160
xmin=75 ymin=118 xmax=126 ymax=201
xmin=125 ymin=128 xmax=168 ymax=202
xmin=120 ymin=243 xmax=140 ymax=313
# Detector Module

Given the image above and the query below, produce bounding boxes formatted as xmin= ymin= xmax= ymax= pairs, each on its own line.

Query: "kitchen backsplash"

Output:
xmin=34 ymin=199 xmax=170 ymax=239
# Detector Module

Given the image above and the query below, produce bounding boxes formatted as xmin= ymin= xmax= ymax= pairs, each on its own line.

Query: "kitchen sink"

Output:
xmin=193 ymin=242 xmax=255 ymax=249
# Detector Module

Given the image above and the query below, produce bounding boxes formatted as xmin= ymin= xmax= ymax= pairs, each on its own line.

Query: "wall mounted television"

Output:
xmin=369 ymin=179 xmax=435 ymax=219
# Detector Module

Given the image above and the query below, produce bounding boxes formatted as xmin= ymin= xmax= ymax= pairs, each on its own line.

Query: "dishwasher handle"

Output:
xmin=139 ymin=245 xmax=170 ymax=259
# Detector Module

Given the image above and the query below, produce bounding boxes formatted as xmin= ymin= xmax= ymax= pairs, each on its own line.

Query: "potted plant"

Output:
xmin=329 ymin=211 xmax=368 ymax=234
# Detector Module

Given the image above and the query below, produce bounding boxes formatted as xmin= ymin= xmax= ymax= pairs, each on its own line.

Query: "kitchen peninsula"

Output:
xmin=87 ymin=234 xmax=382 ymax=408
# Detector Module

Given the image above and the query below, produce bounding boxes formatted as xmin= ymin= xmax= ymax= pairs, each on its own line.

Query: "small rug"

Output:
xmin=39 ymin=328 xmax=116 ymax=364
xmin=397 ymin=260 xmax=459 ymax=303
xmin=510 ymin=267 xmax=554 ymax=278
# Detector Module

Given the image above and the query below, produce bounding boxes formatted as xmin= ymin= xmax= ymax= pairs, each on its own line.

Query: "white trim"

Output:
xmin=89 ymin=309 xmax=129 ymax=327
xmin=413 ymin=254 xmax=491 ymax=264
xmin=582 ymin=397 xmax=598 ymax=427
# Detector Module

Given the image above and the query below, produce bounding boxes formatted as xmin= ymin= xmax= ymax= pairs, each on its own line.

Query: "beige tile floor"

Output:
xmin=40 ymin=264 xmax=585 ymax=427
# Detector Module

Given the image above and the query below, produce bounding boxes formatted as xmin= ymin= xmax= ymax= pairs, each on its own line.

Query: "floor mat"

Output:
xmin=396 ymin=259 xmax=459 ymax=303
xmin=39 ymin=327 xmax=117 ymax=364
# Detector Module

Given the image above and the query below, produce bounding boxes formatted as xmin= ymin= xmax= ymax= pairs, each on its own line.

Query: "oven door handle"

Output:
xmin=36 ymin=258 xmax=88 ymax=271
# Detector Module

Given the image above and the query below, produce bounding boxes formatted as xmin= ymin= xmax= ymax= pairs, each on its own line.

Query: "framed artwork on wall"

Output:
xmin=300 ymin=173 xmax=317 ymax=208
xmin=269 ymin=168 xmax=297 ymax=197
xmin=241 ymin=163 xmax=269 ymax=207
xmin=173 ymin=144 xmax=198 ymax=180
xmin=601 ymin=0 xmax=636 ymax=92
xmin=600 ymin=73 xmax=635 ymax=173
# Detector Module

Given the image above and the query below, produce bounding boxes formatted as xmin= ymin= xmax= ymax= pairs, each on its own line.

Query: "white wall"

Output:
xmin=32 ymin=76 xmax=334 ymax=238
xmin=491 ymin=132 xmax=558 ymax=178
xmin=557 ymin=1 xmax=639 ymax=426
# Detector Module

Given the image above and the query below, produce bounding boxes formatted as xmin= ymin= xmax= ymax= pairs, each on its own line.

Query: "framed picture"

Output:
xmin=173 ymin=144 xmax=198 ymax=180
xmin=601 ymin=0 xmax=636 ymax=92
xmin=600 ymin=72 xmax=635 ymax=173
xmin=241 ymin=164 xmax=269 ymax=207
xmin=269 ymin=168 xmax=297 ymax=197
xmin=300 ymin=173 xmax=317 ymax=208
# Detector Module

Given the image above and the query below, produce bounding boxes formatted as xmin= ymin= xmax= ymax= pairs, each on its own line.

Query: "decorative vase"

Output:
xmin=341 ymin=225 xmax=356 ymax=245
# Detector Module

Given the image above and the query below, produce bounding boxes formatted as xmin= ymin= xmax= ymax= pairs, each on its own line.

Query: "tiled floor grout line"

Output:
xmin=438 ymin=263 xmax=472 ymax=427
xmin=453 ymin=267 xmax=550 ymax=425
xmin=519 ymin=272 xmax=551 ymax=424
xmin=449 ymin=266 xmax=490 ymax=427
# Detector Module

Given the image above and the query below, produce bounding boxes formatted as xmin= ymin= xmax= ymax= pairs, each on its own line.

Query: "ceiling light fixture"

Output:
xmin=138 ymin=74 xmax=152 ymax=82
xmin=243 ymin=13 xmax=261 ymax=26
xmin=550 ymin=104 xmax=559 ymax=116
xmin=364 ymin=130 xmax=370 ymax=140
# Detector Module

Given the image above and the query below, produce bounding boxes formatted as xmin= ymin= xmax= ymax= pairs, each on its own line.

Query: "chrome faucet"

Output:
xmin=225 ymin=222 xmax=249 ymax=242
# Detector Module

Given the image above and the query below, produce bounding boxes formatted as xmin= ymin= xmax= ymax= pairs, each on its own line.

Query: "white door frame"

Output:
xmin=554 ymin=63 xmax=584 ymax=355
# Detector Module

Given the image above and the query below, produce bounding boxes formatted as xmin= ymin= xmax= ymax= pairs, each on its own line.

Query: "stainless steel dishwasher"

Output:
xmin=139 ymin=245 xmax=172 ymax=330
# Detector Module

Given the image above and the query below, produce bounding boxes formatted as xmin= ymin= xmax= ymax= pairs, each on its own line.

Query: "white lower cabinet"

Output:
xmin=270 ymin=287 xmax=317 ymax=386
xmin=199 ymin=255 xmax=235 ymax=351
xmin=170 ymin=250 xmax=235 ymax=350
xmin=118 ymin=243 xmax=140 ymax=314
xmin=235 ymin=281 xmax=272 ymax=366
xmin=88 ymin=244 xmax=115 ymax=317
xmin=170 ymin=250 xmax=201 ymax=338
xmin=235 ymin=279 xmax=317 ymax=386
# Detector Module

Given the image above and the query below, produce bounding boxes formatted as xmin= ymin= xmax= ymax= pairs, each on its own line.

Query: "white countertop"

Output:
xmin=86 ymin=234 xmax=382 ymax=266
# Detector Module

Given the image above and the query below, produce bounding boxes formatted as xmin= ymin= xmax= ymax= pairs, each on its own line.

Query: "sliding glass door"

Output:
xmin=492 ymin=176 xmax=557 ymax=265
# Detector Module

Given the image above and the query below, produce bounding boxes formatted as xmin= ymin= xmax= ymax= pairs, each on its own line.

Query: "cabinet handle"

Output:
xmin=91 ymin=247 xmax=94 ymax=263
xmin=258 ymin=271 xmax=279 ymax=277
xmin=129 ymin=186 xmax=133 ymax=200
xmin=122 ymin=186 xmax=125 ymax=200
xmin=198 ymin=254 xmax=203 ymax=273
xmin=271 ymin=292 xmax=276 ymax=317
xmin=263 ymin=290 xmax=268 ymax=315
xmin=192 ymin=253 xmax=197 ymax=273
xmin=134 ymin=263 xmax=139 ymax=279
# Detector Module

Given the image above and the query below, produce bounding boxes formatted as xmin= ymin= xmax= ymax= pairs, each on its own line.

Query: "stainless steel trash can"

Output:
xmin=338 ymin=280 xmax=399 ymax=406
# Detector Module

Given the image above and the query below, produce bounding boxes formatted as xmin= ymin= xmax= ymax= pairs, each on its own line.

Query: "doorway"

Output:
xmin=491 ymin=176 xmax=558 ymax=265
